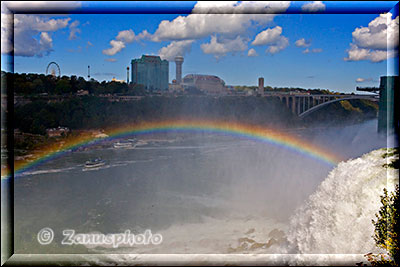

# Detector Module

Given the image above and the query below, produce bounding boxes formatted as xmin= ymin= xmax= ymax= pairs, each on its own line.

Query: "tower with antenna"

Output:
xmin=174 ymin=56 xmax=184 ymax=84
xmin=88 ymin=65 xmax=90 ymax=80
xmin=127 ymin=66 xmax=130 ymax=84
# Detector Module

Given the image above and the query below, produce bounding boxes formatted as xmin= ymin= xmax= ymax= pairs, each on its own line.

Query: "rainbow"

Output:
xmin=4 ymin=119 xmax=343 ymax=179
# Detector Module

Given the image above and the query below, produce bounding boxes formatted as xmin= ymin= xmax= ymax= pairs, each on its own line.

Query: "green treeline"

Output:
xmin=14 ymin=96 xmax=297 ymax=135
xmin=302 ymin=99 xmax=378 ymax=125
xmin=3 ymin=71 xmax=341 ymax=96
xmin=2 ymin=71 xmax=145 ymax=96
xmin=5 ymin=71 xmax=379 ymax=135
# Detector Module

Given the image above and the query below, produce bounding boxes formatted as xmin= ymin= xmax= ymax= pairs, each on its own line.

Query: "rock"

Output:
xmin=268 ymin=228 xmax=285 ymax=240
xmin=245 ymin=228 xmax=255 ymax=235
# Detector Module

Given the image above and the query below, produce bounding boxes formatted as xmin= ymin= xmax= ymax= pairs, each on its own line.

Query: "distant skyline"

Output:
xmin=1 ymin=1 xmax=399 ymax=93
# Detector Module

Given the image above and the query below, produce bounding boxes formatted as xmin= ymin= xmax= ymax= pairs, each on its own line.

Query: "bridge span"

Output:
xmin=263 ymin=92 xmax=378 ymax=118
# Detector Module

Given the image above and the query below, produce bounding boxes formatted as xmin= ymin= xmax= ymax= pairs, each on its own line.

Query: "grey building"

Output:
xmin=131 ymin=55 xmax=169 ymax=91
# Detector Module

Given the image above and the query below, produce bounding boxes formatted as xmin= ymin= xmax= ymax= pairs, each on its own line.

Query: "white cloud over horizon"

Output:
xmin=68 ymin=20 xmax=81 ymax=40
xmin=158 ymin=40 xmax=194 ymax=61
xmin=100 ymin=1 xmax=291 ymax=58
xmin=344 ymin=13 xmax=399 ymax=63
xmin=295 ymin=38 xmax=311 ymax=47
xmin=356 ymin=77 xmax=374 ymax=83
xmin=201 ymin=35 xmax=248 ymax=59
xmin=247 ymin=48 xmax=258 ymax=57
xmin=303 ymin=48 xmax=323 ymax=54
xmin=251 ymin=26 xmax=289 ymax=54
xmin=3 ymin=14 xmax=71 ymax=57
xmin=102 ymin=29 xmax=151 ymax=56
xmin=151 ymin=1 xmax=290 ymax=42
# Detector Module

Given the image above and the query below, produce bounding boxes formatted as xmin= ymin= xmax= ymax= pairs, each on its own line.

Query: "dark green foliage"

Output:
xmin=367 ymin=185 xmax=399 ymax=266
xmin=3 ymin=71 xmax=144 ymax=96
xmin=302 ymin=99 xmax=378 ymax=126
xmin=14 ymin=95 xmax=299 ymax=134
xmin=382 ymin=148 xmax=399 ymax=169
xmin=8 ymin=71 xmax=378 ymax=134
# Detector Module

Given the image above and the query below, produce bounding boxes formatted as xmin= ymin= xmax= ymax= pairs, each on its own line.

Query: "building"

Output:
xmin=169 ymin=80 xmax=184 ymax=93
xmin=77 ymin=89 xmax=89 ymax=96
xmin=46 ymin=126 xmax=70 ymax=137
xmin=258 ymin=77 xmax=264 ymax=96
xmin=131 ymin=55 xmax=169 ymax=91
xmin=182 ymin=74 xmax=227 ymax=94
xmin=378 ymin=76 xmax=398 ymax=134
xmin=174 ymin=56 xmax=184 ymax=84
xmin=111 ymin=77 xmax=125 ymax=83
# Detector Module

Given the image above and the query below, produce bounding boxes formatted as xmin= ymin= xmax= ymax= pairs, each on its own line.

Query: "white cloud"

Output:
xmin=344 ymin=13 xmax=399 ymax=62
xmin=136 ymin=30 xmax=152 ymax=40
xmin=252 ymin=26 xmax=283 ymax=46
xmin=344 ymin=44 xmax=394 ymax=63
xmin=3 ymin=14 xmax=71 ymax=57
xmin=40 ymin=32 xmax=52 ymax=47
xmin=14 ymin=14 xmax=70 ymax=33
xmin=356 ymin=77 xmax=373 ymax=83
xmin=201 ymin=35 xmax=248 ymax=58
xmin=116 ymin=29 xmax=136 ymax=43
xmin=352 ymin=13 xmax=399 ymax=50
xmin=102 ymin=40 xmax=126 ymax=56
xmin=301 ymin=1 xmax=326 ymax=12
xmin=102 ymin=30 xmax=135 ymax=56
xmin=1 ymin=12 xmax=13 ymax=54
xmin=295 ymin=38 xmax=311 ymax=47
xmin=102 ymin=29 xmax=151 ymax=56
xmin=151 ymin=1 xmax=290 ymax=42
xmin=152 ymin=14 xmax=269 ymax=41
xmin=248 ymin=48 xmax=258 ymax=57
xmin=266 ymin=36 xmax=288 ymax=54
xmin=251 ymin=26 xmax=289 ymax=54
xmin=303 ymin=48 xmax=322 ymax=54
xmin=158 ymin=40 xmax=194 ymax=61
xmin=68 ymin=20 xmax=80 ymax=40
xmin=102 ymin=2 xmax=290 ymax=58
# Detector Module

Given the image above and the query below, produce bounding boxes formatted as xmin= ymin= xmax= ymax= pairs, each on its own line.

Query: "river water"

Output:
xmin=13 ymin=120 xmax=389 ymax=255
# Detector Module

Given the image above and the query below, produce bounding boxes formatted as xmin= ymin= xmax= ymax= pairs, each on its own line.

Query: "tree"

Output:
xmin=366 ymin=185 xmax=399 ymax=266
xmin=55 ymin=79 xmax=72 ymax=94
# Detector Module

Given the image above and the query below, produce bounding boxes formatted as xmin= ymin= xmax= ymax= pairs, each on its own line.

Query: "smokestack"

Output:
xmin=174 ymin=56 xmax=184 ymax=84
xmin=258 ymin=77 xmax=264 ymax=96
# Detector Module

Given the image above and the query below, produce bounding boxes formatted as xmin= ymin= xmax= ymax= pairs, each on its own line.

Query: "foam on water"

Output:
xmin=95 ymin=148 xmax=398 ymax=265
xmin=286 ymin=148 xmax=398 ymax=254
xmin=90 ymin=215 xmax=287 ymax=254
xmin=16 ymin=166 xmax=77 ymax=177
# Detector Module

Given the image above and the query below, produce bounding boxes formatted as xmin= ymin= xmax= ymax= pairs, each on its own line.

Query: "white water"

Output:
xmin=286 ymin=148 xmax=398 ymax=255
xmin=97 ymin=148 xmax=398 ymax=266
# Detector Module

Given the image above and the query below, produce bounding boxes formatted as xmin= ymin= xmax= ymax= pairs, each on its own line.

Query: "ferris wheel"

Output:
xmin=46 ymin=62 xmax=61 ymax=77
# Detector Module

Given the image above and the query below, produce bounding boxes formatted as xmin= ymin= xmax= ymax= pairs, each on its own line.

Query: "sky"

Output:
xmin=1 ymin=1 xmax=399 ymax=93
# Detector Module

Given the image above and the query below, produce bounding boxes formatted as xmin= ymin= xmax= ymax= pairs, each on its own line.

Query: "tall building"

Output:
xmin=131 ymin=55 xmax=169 ymax=91
xmin=174 ymin=56 xmax=184 ymax=84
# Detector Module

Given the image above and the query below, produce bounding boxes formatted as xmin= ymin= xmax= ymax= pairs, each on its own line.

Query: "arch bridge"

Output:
xmin=264 ymin=92 xmax=379 ymax=118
